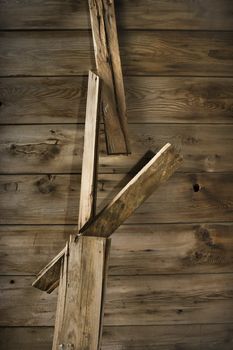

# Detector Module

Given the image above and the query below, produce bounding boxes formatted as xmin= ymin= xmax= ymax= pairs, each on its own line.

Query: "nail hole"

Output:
xmin=0 ymin=101 xmax=2 ymax=107
xmin=10 ymin=279 xmax=15 ymax=284
xmin=193 ymin=183 xmax=200 ymax=192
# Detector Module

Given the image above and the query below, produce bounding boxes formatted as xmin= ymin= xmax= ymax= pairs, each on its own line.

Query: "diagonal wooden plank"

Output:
xmin=80 ymin=143 xmax=182 ymax=237
xmin=89 ymin=0 xmax=130 ymax=154
xmin=32 ymin=143 xmax=182 ymax=292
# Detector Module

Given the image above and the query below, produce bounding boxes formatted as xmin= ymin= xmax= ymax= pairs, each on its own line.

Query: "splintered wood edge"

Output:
xmin=32 ymin=245 xmax=67 ymax=293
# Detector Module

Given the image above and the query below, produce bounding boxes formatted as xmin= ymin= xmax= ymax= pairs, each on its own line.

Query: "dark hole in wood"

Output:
xmin=177 ymin=309 xmax=183 ymax=314
xmin=10 ymin=279 xmax=15 ymax=284
xmin=193 ymin=183 xmax=200 ymax=192
xmin=0 ymin=101 xmax=2 ymax=107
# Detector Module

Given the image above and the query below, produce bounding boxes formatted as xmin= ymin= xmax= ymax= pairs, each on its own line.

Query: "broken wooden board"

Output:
xmin=89 ymin=0 xmax=130 ymax=154
xmin=80 ymin=143 xmax=182 ymax=237
xmin=52 ymin=236 xmax=111 ymax=350
xmin=32 ymin=143 xmax=182 ymax=292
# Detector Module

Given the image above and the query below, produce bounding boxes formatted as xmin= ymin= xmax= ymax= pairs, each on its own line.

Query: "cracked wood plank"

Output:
xmin=89 ymin=0 xmax=130 ymax=154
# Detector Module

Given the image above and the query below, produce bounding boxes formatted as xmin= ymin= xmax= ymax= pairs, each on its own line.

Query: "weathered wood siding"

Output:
xmin=0 ymin=1 xmax=232 ymax=349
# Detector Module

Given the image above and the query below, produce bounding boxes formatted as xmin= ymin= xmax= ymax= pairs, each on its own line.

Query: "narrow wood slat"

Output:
xmin=1 ymin=0 xmax=233 ymax=30
xmin=1 ymin=223 xmax=233 ymax=276
xmin=0 ymin=124 xmax=232 ymax=174
xmin=89 ymin=0 xmax=130 ymax=154
xmin=1 ymin=77 xmax=232 ymax=125
xmin=81 ymin=143 xmax=182 ymax=237
xmin=0 ymin=31 xmax=232 ymax=76
xmin=0 ymin=324 xmax=233 ymax=350
xmin=1 ymin=274 xmax=233 ymax=326
xmin=0 ymin=173 xmax=232 ymax=225
xmin=78 ymin=70 xmax=100 ymax=230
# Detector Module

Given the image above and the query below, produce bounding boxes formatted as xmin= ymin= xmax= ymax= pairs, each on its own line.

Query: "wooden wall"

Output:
xmin=0 ymin=1 xmax=233 ymax=349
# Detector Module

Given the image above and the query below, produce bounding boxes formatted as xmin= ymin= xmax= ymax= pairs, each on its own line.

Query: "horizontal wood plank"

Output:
xmin=0 ymin=124 xmax=232 ymax=173
xmin=1 ymin=0 xmax=233 ymax=30
xmin=0 ymin=173 xmax=232 ymax=224
xmin=1 ymin=274 xmax=233 ymax=326
xmin=0 ymin=31 xmax=233 ymax=76
xmin=1 ymin=77 xmax=232 ymax=124
xmin=0 ymin=324 xmax=233 ymax=350
xmin=0 ymin=223 xmax=233 ymax=275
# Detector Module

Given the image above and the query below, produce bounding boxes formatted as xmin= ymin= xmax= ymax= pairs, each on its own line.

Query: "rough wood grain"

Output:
xmin=0 ymin=124 xmax=232 ymax=173
xmin=32 ymin=143 xmax=181 ymax=292
xmin=0 ymin=31 xmax=233 ymax=76
xmin=80 ymin=143 xmax=182 ymax=237
xmin=1 ymin=324 xmax=233 ymax=350
xmin=1 ymin=77 xmax=232 ymax=124
xmin=78 ymin=70 xmax=100 ymax=230
xmin=52 ymin=237 xmax=109 ymax=350
xmin=1 ymin=274 xmax=233 ymax=326
xmin=1 ymin=0 xmax=233 ymax=30
xmin=0 ymin=173 xmax=232 ymax=225
xmin=32 ymin=246 xmax=66 ymax=293
xmin=89 ymin=0 xmax=130 ymax=154
xmin=1 ymin=223 xmax=233 ymax=276
xmin=33 ymin=71 xmax=101 ymax=293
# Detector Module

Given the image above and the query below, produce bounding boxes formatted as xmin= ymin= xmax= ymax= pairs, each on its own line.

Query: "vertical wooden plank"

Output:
xmin=53 ymin=236 xmax=108 ymax=350
xmin=78 ymin=70 xmax=100 ymax=231
xmin=98 ymin=238 xmax=111 ymax=350
xmin=89 ymin=0 xmax=130 ymax=155
xmin=52 ymin=243 xmax=68 ymax=349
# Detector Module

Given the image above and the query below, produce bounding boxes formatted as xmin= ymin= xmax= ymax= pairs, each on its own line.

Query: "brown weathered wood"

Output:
xmin=0 ymin=173 xmax=232 ymax=225
xmin=1 ymin=324 xmax=233 ymax=350
xmin=1 ymin=31 xmax=232 ymax=76
xmin=1 ymin=0 xmax=233 ymax=30
xmin=52 ymin=236 xmax=109 ymax=350
xmin=52 ymin=71 xmax=102 ymax=347
xmin=1 ymin=223 xmax=233 ymax=276
xmin=81 ymin=143 xmax=182 ymax=237
xmin=89 ymin=0 xmax=130 ymax=154
xmin=0 ymin=123 xmax=232 ymax=173
xmin=78 ymin=70 xmax=100 ymax=230
xmin=1 ymin=77 xmax=232 ymax=125
xmin=2 ymin=274 xmax=233 ymax=326
xmin=32 ymin=143 xmax=182 ymax=292
xmin=32 ymin=246 xmax=66 ymax=293
xmin=33 ymin=71 xmax=101 ymax=294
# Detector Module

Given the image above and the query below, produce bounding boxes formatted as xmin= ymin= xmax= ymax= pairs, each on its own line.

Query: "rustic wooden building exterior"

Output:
xmin=0 ymin=1 xmax=233 ymax=349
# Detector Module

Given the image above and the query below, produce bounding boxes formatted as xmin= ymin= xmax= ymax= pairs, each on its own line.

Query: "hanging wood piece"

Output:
xmin=88 ymin=0 xmax=130 ymax=154
xmin=52 ymin=236 xmax=111 ymax=350
xmin=32 ymin=143 xmax=182 ymax=293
